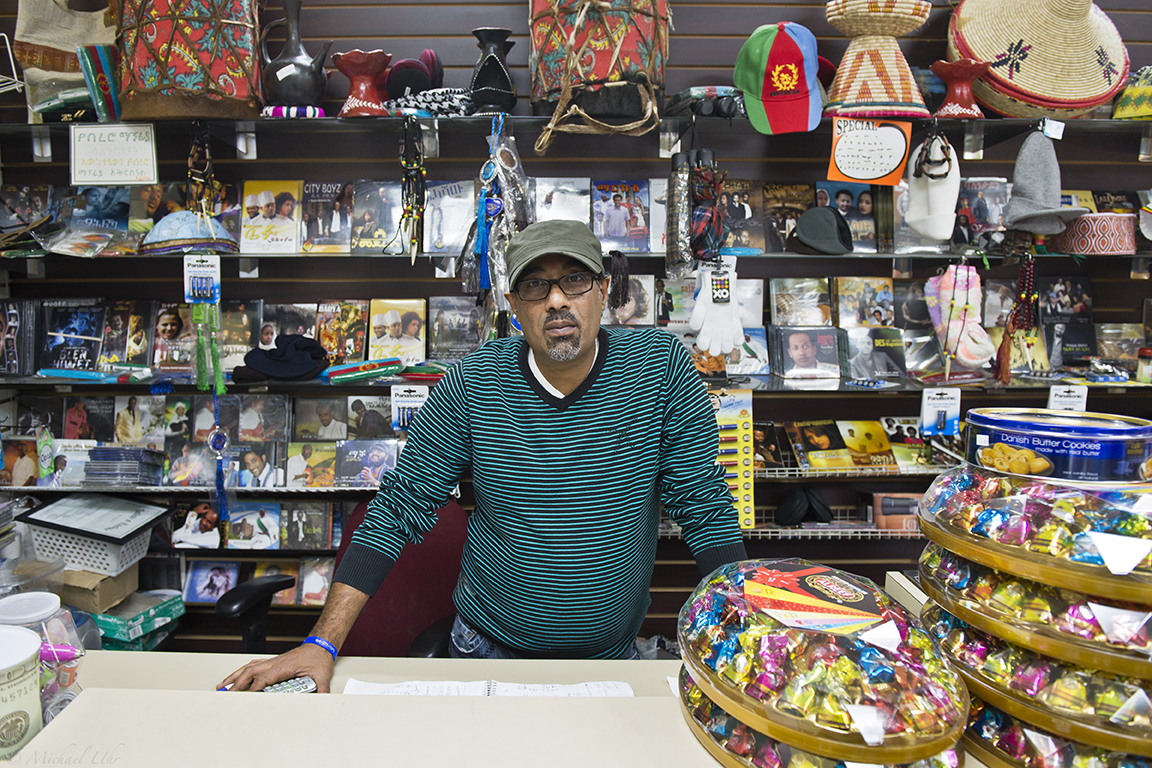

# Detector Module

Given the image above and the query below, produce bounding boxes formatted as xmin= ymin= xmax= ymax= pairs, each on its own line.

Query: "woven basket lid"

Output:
xmin=948 ymin=0 xmax=1129 ymax=108
xmin=824 ymin=35 xmax=929 ymax=118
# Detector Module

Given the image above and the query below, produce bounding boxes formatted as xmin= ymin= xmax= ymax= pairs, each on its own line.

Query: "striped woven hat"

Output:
xmin=947 ymin=0 xmax=1129 ymax=119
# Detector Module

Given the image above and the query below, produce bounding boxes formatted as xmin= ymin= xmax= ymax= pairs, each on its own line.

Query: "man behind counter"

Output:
xmin=221 ymin=219 xmax=746 ymax=693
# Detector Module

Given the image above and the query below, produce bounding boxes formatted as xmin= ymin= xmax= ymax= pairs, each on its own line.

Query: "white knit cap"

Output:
xmin=906 ymin=136 xmax=961 ymax=241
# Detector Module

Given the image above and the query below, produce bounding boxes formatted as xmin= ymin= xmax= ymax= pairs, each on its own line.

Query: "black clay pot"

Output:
xmin=469 ymin=28 xmax=516 ymax=114
xmin=260 ymin=0 xmax=333 ymax=107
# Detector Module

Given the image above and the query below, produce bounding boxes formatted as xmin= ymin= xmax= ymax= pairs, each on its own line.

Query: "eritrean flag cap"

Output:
xmin=734 ymin=23 xmax=821 ymax=135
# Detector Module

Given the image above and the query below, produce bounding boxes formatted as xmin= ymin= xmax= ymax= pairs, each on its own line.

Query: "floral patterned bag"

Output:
xmin=111 ymin=0 xmax=261 ymax=120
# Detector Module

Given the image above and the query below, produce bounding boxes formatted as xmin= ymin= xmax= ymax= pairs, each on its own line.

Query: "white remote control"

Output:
xmin=262 ymin=676 xmax=317 ymax=693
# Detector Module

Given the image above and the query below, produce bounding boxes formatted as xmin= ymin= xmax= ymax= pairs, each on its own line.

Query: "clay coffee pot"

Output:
xmin=260 ymin=0 xmax=333 ymax=107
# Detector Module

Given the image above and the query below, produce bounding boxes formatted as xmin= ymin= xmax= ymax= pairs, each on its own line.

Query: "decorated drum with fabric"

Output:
xmin=115 ymin=0 xmax=261 ymax=120
xmin=1052 ymin=213 xmax=1137 ymax=256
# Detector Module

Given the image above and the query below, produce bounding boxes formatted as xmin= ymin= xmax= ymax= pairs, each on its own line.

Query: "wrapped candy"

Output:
xmin=679 ymin=559 xmax=968 ymax=762
xmin=679 ymin=666 xmax=961 ymax=768
xmin=923 ymin=604 xmax=1152 ymax=756
xmin=919 ymin=543 xmax=1152 ymax=680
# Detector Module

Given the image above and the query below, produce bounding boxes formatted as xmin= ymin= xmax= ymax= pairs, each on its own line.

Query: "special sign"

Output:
xmin=827 ymin=118 xmax=911 ymax=186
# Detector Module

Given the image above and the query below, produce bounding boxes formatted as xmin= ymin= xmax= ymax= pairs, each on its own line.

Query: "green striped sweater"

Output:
xmin=334 ymin=327 xmax=746 ymax=658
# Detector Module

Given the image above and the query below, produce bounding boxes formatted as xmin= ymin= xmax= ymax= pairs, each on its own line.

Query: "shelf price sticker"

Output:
xmin=70 ymin=123 xmax=158 ymax=185
xmin=827 ymin=118 xmax=911 ymax=187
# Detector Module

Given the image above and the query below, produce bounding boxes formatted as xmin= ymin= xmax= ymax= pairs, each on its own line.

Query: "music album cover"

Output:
xmin=817 ymin=181 xmax=875 ymax=252
xmin=1037 ymin=276 xmax=1093 ymax=325
xmin=720 ymin=178 xmax=764 ymax=255
xmin=367 ymin=298 xmax=427 ymax=365
xmin=219 ymin=299 xmax=262 ymax=372
xmin=128 ymin=183 xmax=186 ymax=234
xmin=903 ymin=330 xmax=944 ymax=379
xmin=1092 ymin=191 xmax=1140 ymax=214
xmin=347 ymin=395 xmax=390 ymax=439
xmin=281 ymin=502 xmax=332 ymax=551
xmin=62 ymin=396 xmax=114 ymax=442
xmin=233 ymin=442 xmax=282 ymax=488
xmin=301 ymin=180 xmax=354 ymax=254
xmin=294 ymin=397 xmax=349 ymax=441
xmin=238 ymin=394 xmax=288 ymax=443
xmin=285 ymin=442 xmax=337 ymax=487
xmin=0 ymin=184 xmax=52 ymax=236
xmin=208 ymin=181 xmax=242 ymax=242
xmin=736 ymin=279 xmax=765 ymax=327
xmin=955 ymin=177 xmax=1009 ymax=243
xmin=772 ymin=327 xmax=841 ymax=379
xmin=334 ymin=439 xmax=398 ymax=487
xmin=427 ymin=296 xmax=483 ymax=363
xmin=240 ymin=180 xmax=303 ymax=254
xmin=831 ymin=277 xmax=895 ymax=328
xmin=226 ymin=501 xmax=281 ymax=549
xmin=169 ymin=501 xmax=224 ymax=548
xmin=836 ymin=421 xmax=899 ymax=473
xmin=752 ymin=422 xmax=786 ymax=470
xmin=99 ymin=299 xmax=154 ymax=370
xmin=165 ymin=441 xmax=212 ymax=487
xmin=191 ymin=394 xmax=240 ymax=442
xmin=783 ymin=420 xmax=855 ymax=469
xmin=152 ymin=303 xmax=195 ymax=371
xmin=674 ymin=330 xmax=728 ymax=377
xmin=183 ymin=560 xmax=239 ymax=603
xmin=1044 ymin=322 xmax=1097 ymax=366
xmin=657 ymin=277 xmax=697 ymax=329
xmin=987 ymin=327 xmax=1051 ymax=373
xmin=316 ymin=300 xmax=367 ymax=365
xmin=351 ymin=180 xmax=403 ymax=255
xmin=762 ymin=183 xmax=815 ymax=253
xmin=982 ymin=279 xmax=1018 ymax=329
xmin=111 ymin=394 xmax=165 ymax=446
xmin=14 ymin=397 xmax=60 ymax=437
xmin=881 ymin=417 xmax=928 ymax=473
xmin=846 ymin=327 xmax=906 ymax=378
xmin=298 ymin=557 xmax=335 ymax=605
xmin=602 ymin=274 xmax=655 ymax=326
xmin=49 ymin=439 xmax=93 ymax=487
xmin=163 ymin=396 xmax=193 ymax=443
xmin=1060 ymin=190 xmax=1097 ymax=213
xmin=591 ymin=180 xmax=649 ymax=253
xmin=770 ymin=278 xmax=831 ymax=326
xmin=891 ymin=280 xmax=933 ymax=331
xmin=534 ymin=177 xmax=591 ymax=227
xmin=40 ymin=300 xmax=105 ymax=372
xmin=648 ymin=177 xmax=667 ymax=255
xmin=424 ymin=180 xmax=476 ymax=255
xmin=72 ymin=186 xmax=131 ymax=231
xmin=0 ymin=300 xmax=33 ymax=376
xmin=728 ymin=328 xmax=771 ymax=376
xmin=261 ymin=302 xmax=317 ymax=347
xmin=255 ymin=561 xmax=300 ymax=605
xmin=0 ymin=439 xmax=38 ymax=486
xmin=1095 ymin=323 xmax=1146 ymax=363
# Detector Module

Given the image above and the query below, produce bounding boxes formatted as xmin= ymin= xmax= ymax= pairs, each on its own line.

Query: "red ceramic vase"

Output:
xmin=931 ymin=58 xmax=991 ymax=119
xmin=333 ymin=49 xmax=393 ymax=117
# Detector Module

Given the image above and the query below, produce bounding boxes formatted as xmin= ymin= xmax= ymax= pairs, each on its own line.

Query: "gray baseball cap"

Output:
xmin=505 ymin=220 xmax=605 ymax=288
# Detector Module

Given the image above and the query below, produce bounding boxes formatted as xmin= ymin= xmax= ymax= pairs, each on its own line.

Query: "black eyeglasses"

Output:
xmin=513 ymin=271 xmax=601 ymax=302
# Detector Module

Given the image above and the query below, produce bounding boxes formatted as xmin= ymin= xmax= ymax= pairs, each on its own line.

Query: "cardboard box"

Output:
xmin=100 ymin=621 xmax=178 ymax=652
xmin=59 ymin=563 xmax=138 ymax=614
xmin=869 ymin=493 xmax=922 ymax=532
xmin=92 ymin=589 xmax=185 ymax=643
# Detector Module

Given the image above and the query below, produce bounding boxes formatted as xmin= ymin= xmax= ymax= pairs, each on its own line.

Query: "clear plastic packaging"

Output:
xmin=919 ymin=543 xmax=1152 ymax=679
xmin=922 ymin=603 xmax=1152 ymax=756
xmin=963 ymin=698 xmax=1148 ymax=768
xmin=919 ymin=463 xmax=1152 ymax=601
xmin=0 ymin=592 xmax=84 ymax=724
xmin=678 ymin=665 xmax=962 ymax=768
xmin=678 ymin=559 xmax=968 ymax=763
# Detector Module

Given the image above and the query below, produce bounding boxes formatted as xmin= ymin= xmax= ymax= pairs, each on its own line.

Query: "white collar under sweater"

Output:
xmin=526 ymin=339 xmax=600 ymax=399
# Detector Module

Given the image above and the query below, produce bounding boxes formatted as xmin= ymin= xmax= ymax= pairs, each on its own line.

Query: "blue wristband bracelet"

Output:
xmin=302 ymin=636 xmax=337 ymax=658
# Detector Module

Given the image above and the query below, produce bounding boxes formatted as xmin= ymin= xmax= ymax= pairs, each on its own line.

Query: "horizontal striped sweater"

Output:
xmin=334 ymin=326 xmax=746 ymax=658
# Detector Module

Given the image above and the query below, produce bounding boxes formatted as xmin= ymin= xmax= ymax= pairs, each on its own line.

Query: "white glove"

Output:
xmin=689 ymin=269 xmax=743 ymax=357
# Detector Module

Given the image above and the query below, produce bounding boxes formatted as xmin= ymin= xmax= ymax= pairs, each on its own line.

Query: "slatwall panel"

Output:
xmin=1 ymin=1 xmax=1150 ymax=648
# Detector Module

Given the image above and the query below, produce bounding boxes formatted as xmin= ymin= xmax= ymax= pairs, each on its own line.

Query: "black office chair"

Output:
xmin=216 ymin=574 xmax=297 ymax=654
xmin=406 ymin=615 xmax=455 ymax=658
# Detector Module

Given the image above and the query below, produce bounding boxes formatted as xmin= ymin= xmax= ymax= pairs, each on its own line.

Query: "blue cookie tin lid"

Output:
xmin=966 ymin=407 xmax=1152 ymax=439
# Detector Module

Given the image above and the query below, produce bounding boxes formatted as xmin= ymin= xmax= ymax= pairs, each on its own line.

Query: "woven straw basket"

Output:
xmin=826 ymin=0 xmax=931 ymax=38
xmin=947 ymin=0 xmax=1129 ymax=118
xmin=824 ymin=35 xmax=930 ymax=118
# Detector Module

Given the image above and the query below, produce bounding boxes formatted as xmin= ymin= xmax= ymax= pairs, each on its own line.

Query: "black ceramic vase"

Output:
xmin=260 ymin=0 xmax=333 ymax=107
xmin=469 ymin=28 xmax=516 ymax=114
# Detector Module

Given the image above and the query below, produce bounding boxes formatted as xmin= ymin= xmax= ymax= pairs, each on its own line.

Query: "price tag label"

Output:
xmin=70 ymin=123 xmax=158 ymax=185
xmin=1047 ymin=384 xmax=1088 ymax=411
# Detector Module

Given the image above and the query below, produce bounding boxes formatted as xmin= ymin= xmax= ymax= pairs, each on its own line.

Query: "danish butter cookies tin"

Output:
xmin=965 ymin=408 xmax=1152 ymax=483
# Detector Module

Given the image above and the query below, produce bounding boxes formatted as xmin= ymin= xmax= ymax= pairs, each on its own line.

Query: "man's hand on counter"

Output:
xmin=217 ymin=643 xmax=336 ymax=693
